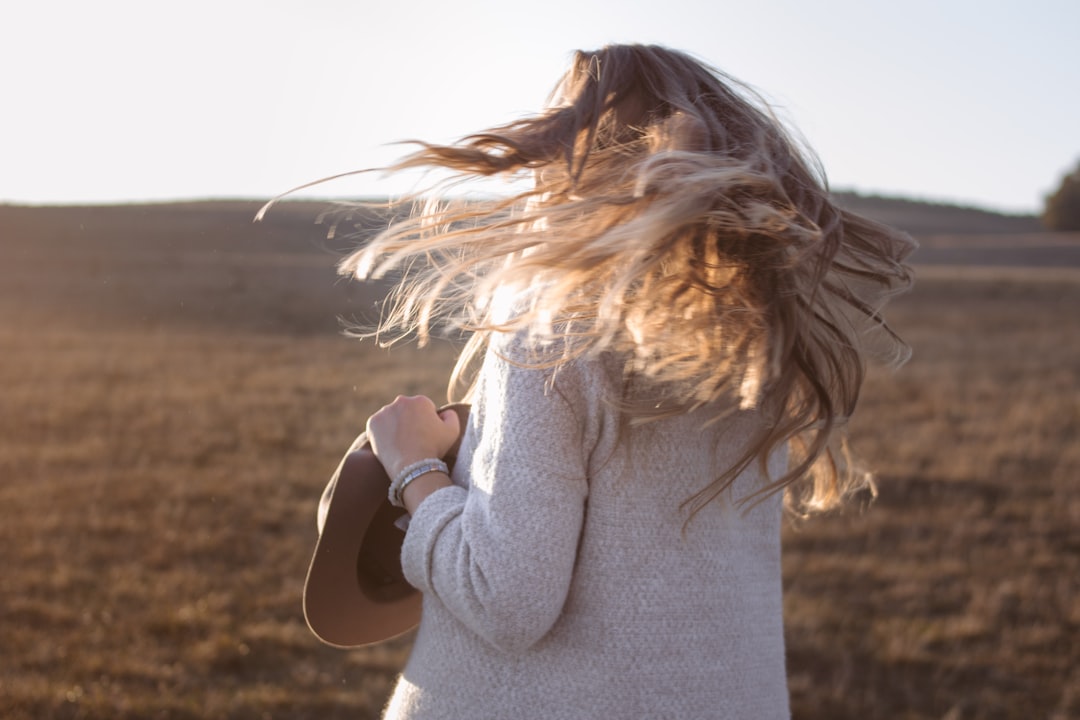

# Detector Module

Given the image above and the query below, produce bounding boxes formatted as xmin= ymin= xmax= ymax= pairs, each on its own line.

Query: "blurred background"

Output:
xmin=2 ymin=1 xmax=1078 ymax=718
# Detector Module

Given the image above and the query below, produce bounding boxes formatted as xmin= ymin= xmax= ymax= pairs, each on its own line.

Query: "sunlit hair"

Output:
xmin=326 ymin=44 xmax=915 ymax=516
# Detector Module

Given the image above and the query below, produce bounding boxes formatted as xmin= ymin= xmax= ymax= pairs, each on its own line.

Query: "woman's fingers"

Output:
xmin=366 ymin=396 xmax=460 ymax=477
xmin=438 ymin=405 xmax=462 ymax=438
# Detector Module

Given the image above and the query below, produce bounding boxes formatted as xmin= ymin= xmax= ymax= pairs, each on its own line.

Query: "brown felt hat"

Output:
xmin=303 ymin=403 xmax=470 ymax=648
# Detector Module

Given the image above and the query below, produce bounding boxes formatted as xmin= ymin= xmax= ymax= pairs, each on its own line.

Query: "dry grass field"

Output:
xmin=1 ymin=202 xmax=1077 ymax=719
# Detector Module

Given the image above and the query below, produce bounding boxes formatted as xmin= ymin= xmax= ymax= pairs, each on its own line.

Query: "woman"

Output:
xmin=354 ymin=44 xmax=913 ymax=719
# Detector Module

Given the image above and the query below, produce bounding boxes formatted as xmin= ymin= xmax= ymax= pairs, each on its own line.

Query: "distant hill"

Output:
xmin=2 ymin=198 xmax=1072 ymax=320
xmin=0 ymin=192 xmax=1044 ymax=249
xmin=0 ymin=200 xmax=392 ymax=335
xmin=0 ymin=200 xmax=373 ymax=257
xmin=825 ymin=193 xmax=1080 ymax=268
xmin=831 ymin=191 xmax=1043 ymax=236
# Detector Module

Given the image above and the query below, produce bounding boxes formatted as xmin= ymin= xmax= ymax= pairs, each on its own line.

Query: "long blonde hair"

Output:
xmin=332 ymin=44 xmax=915 ymax=515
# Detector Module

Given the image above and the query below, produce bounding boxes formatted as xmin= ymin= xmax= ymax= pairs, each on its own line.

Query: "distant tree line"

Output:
xmin=1043 ymin=160 xmax=1080 ymax=231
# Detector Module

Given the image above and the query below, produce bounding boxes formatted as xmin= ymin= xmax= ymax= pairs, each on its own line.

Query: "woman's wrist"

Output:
xmin=401 ymin=471 xmax=453 ymax=515
xmin=388 ymin=459 xmax=449 ymax=508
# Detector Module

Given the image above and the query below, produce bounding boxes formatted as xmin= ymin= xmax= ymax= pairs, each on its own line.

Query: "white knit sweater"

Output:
xmin=385 ymin=334 xmax=790 ymax=719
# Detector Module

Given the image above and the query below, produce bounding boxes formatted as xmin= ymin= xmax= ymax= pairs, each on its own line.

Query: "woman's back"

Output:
xmin=385 ymin=339 xmax=790 ymax=719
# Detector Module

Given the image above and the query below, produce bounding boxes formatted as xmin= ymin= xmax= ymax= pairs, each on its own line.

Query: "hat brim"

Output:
xmin=303 ymin=403 xmax=469 ymax=648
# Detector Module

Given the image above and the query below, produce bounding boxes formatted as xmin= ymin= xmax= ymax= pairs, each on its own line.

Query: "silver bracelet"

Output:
xmin=388 ymin=458 xmax=449 ymax=508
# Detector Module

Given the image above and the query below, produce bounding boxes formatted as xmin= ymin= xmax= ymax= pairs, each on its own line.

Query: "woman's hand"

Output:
xmin=366 ymin=395 xmax=462 ymax=481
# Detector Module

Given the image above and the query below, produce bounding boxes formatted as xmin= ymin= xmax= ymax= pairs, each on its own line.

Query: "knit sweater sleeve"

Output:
xmin=398 ymin=336 xmax=594 ymax=653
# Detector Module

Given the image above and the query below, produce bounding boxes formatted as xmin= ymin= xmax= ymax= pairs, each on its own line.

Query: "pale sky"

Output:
xmin=3 ymin=0 xmax=1077 ymax=214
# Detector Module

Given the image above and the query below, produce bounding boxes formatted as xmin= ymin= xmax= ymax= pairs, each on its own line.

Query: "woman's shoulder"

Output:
xmin=486 ymin=328 xmax=622 ymax=397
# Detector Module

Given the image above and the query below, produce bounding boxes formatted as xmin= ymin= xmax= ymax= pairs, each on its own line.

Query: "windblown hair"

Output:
xmin=334 ymin=44 xmax=916 ymax=516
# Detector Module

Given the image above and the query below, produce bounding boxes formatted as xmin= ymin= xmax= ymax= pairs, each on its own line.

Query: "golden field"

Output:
xmin=0 ymin=202 xmax=1077 ymax=719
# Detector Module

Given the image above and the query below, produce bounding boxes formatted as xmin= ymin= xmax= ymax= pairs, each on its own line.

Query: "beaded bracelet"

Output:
xmin=388 ymin=458 xmax=450 ymax=508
